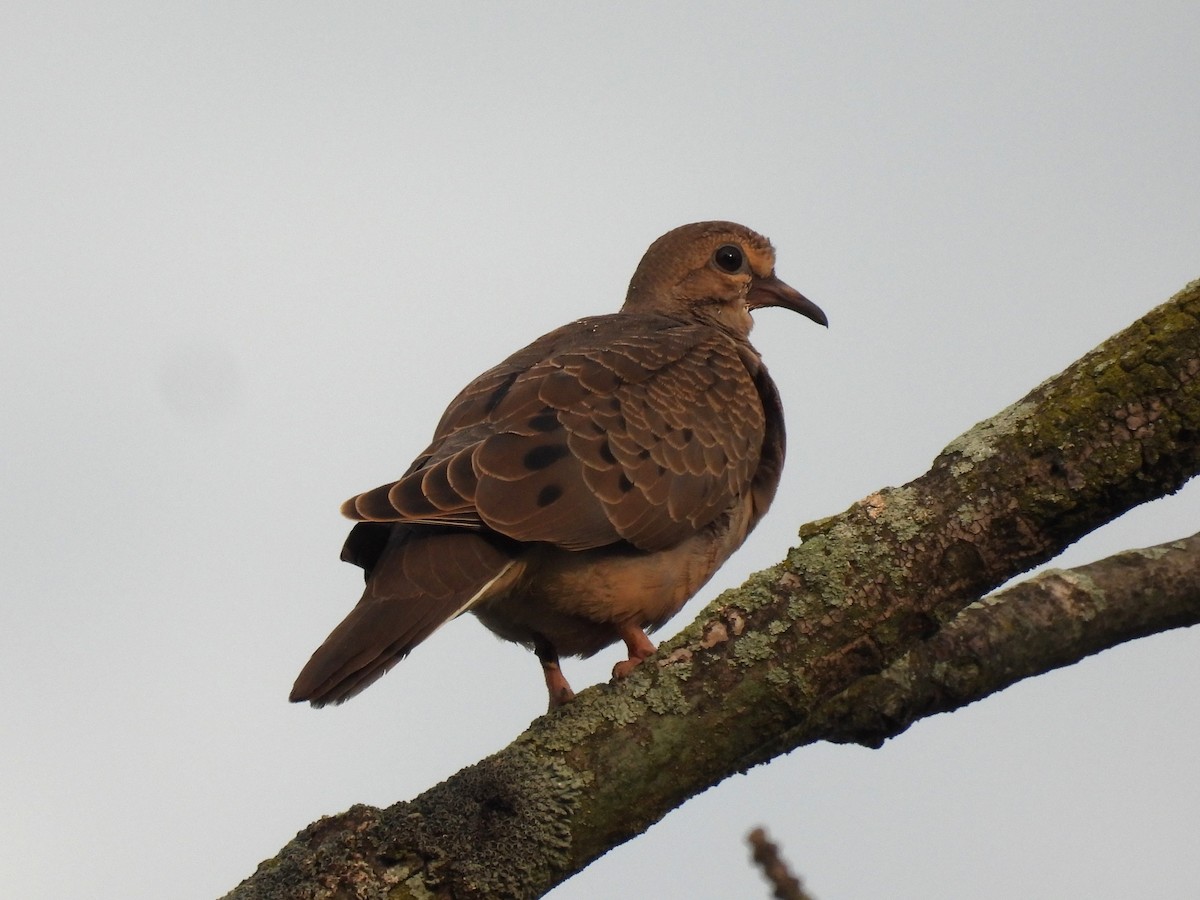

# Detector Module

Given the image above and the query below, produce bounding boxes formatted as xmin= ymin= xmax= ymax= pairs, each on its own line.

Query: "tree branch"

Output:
xmin=818 ymin=532 xmax=1200 ymax=748
xmin=225 ymin=278 xmax=1200 ymax=900
xmin=748 ymin=827 xmax=817 ymax=900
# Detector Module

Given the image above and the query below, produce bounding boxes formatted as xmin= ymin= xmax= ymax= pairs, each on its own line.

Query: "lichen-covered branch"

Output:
xmin=225 ymin=278 xmax=1200 ymax=900
xmin=817 ymin=532 xmax=1200 ymax=748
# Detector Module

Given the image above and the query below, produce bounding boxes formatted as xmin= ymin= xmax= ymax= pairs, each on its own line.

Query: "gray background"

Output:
xmin=3 ymin=3 xmax=1198 ymax=898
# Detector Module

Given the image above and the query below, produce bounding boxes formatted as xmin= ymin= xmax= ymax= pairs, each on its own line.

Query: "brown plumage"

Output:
xmin=290 ymin=221 xmax=827 ymax=710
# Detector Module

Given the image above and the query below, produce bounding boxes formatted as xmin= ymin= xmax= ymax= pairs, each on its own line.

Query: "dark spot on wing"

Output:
xmin=484 ymin=373 xmax=520 ymax=414
xmin=536 ymin=484 xmax=563 ymax=507
xmin=529 ymin=409 xmax=559 ymax=432
xmin=524 ymin=444 xmax=570 ymax=471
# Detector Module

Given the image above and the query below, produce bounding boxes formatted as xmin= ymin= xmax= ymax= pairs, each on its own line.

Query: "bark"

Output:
xmin=225 ymin=277 xmax=1200 ymax=900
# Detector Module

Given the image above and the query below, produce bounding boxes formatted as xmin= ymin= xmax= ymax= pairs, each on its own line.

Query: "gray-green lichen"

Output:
xmin=765 ymin=666 xmax=794 ymax=687
xmin=1132 ymin=542 xmax=1185 ymax=560
xmin=731 ymin=632 xmax=776 ymax=665
xmin=942 ymin=398 xmax=1038 ymax=467
xmin=390 ymin=748 xmax=584 ymax=898
xmin=1048 ymin=569 xmax=1108 ymax=614
xmin=642 ymin=675 xmax=690 ymax=715
xmin=398 ymin=872 xmax=435 ymax=900
xmin=860 ymin=485 xmax=927 ymax=541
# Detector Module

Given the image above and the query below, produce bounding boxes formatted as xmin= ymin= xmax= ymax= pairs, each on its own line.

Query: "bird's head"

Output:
xmin=621 ymin=221 xmax=827 ymax=338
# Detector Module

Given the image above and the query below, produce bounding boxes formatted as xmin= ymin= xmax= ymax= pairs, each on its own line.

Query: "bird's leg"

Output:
xmin=612 ymin=621 xmax=657 ymax=679
xmin=533 ymin=636 xmax=575 ymax=711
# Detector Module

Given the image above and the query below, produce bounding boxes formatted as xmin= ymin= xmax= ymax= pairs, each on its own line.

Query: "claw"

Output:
xmin=612 ymin=621 xmax=656 ymax=679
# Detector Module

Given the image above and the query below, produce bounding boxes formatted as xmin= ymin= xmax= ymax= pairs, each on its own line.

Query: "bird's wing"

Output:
xmin=341 ymin=313 xmax=767 ymax=552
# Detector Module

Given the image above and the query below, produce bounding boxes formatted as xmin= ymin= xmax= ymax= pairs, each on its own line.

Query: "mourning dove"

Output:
xmin=290 ymin=221 xmax=827 ymax=711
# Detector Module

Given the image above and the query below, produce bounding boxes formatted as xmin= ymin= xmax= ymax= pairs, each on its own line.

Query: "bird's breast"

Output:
xmin=471 ymin=494 xmax=756 ymax=658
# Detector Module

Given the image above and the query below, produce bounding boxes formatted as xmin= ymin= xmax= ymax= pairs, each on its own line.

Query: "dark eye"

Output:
xmin=714 ymin=245 xmax=743 ymax=273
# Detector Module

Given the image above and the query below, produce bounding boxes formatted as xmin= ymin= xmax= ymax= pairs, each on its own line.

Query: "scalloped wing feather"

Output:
xmin=340 ymin=313 xmax=768 ymax=553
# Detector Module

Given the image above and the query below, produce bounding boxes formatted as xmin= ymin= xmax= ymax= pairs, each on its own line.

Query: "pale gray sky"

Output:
xmin=3 ymin=3 xmax=1198 ymax=898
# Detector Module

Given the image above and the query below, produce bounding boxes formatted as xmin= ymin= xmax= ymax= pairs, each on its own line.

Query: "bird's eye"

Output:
xmin=714 ymin=245 xmax=744 ymax=273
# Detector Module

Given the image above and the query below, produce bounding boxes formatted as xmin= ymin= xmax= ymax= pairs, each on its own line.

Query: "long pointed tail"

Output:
xmin=290 ymin=528 xmax=520 ymax=706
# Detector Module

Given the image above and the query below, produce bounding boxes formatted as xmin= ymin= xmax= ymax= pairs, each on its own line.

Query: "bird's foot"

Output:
xmin=543 ymin=663 xmax=576 ymax=711
xmin=612 ymin=622 xmax=657 ymax=679
xmin=535 ymin=637 xmax=576 ymax=710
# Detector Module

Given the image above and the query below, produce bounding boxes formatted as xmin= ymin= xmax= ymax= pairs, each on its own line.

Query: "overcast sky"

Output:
xmin=3 ymin=3 xmax=1198 ymax=898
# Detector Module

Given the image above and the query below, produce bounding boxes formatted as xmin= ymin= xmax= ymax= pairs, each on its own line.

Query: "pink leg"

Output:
xmin=534 ymin=637 xmax=575 ymax=711
xmin=542 ymin=661 xmax=576 ymax=710
xmin=612 ymin=621 xmax=657 ymax=679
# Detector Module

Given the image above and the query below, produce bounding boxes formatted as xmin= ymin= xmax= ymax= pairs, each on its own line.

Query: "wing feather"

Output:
xmin=339 ymin=313 xmax=768 ymax=554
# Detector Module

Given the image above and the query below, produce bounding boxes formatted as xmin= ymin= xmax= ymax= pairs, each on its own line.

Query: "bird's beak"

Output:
xmin=747 ymin=274 xmax=828 ymax=327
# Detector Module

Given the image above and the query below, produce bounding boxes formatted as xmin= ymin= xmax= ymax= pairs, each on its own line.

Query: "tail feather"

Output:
xmin=290 ymin=527 xmax=521 ymax=706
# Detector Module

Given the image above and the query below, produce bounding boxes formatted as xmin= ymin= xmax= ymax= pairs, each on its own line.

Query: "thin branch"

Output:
xmin=748 ymin=827 xmax=816 ymax=900
xmin=818 ymin=532 xmax=1200 ymax=748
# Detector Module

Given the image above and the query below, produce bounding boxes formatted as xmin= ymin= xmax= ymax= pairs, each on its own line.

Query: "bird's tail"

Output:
xmin=289 ymin=528 xmax=520 ymax=706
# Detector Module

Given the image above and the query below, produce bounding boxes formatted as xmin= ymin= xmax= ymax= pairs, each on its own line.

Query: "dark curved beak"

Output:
xmin=747 ymin=273 xmax=828 ymax=327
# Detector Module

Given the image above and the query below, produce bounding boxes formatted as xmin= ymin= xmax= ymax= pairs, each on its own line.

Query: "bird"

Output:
xmin=290 ymin=221 xmax=827 ymax=711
